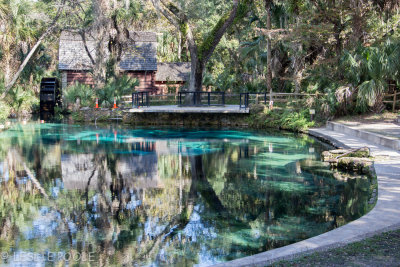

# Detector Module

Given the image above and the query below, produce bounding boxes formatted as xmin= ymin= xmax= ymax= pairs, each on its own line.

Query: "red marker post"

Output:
xmin=95 ymin=98 xmax=99 ymax=109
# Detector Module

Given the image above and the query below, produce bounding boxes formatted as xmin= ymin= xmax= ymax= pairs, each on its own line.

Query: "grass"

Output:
xmin=272 ymin=229 xmax=400 ymax=267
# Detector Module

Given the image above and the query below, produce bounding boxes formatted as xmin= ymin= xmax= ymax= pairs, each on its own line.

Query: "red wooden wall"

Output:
xmin=66 ymin=71 xmax=94 ymax=86
xmin=64 ymin=70 xmax=186 ymax=95
xmin=126 ymin=71 xmax=156 ymax=93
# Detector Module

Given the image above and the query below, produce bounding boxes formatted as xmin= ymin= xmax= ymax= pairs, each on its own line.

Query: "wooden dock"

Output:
xmin=126 ymin=105 xmax=249 ymax=114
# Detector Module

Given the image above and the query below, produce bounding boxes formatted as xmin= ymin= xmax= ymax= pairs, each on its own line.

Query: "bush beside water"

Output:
xmin=247 ymin=104 xmax=316 ymax=132
xmin=64 ymin=76 xmax=139 ymax=110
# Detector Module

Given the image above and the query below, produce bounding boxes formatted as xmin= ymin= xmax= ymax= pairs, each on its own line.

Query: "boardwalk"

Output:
xmin=126 ymin=105 xmax=249 ymax=114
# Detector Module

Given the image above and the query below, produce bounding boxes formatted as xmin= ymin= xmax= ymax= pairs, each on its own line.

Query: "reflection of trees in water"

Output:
xmin=0 ymin=128 xmax=374 ymax=266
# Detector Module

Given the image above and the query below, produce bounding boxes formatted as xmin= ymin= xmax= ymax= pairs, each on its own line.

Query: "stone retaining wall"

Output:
xmin=70 ymin=108 xmax=250 ymax=127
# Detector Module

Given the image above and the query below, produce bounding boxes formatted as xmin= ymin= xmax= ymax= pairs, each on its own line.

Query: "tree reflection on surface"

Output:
xmin=0 ymin=123 xmax=374 ymax=266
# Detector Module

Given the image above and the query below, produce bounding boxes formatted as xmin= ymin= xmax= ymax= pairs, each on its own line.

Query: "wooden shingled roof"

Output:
xmin=155 ymin=62 xmax=191 ymax=82
xmin=58 ymin=31 xmax=157 ymax=71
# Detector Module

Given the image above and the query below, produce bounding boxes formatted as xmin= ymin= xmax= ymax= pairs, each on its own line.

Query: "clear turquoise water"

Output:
xmin=0 ymin=123 xmax=374 ymax=266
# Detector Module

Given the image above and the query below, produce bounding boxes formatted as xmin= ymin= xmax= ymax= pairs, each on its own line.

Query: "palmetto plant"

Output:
xmin=97 ymin=75 xmax=139 ymax=108
xmin=341 ymin=39 xmax=400 ymax=112
xmin=64 ymin=82 xmax=95 ymax=108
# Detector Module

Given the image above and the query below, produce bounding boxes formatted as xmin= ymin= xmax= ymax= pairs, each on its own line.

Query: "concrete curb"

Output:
xmin=308 ymin=129 xmax=350 ymax=149
xmin=327 ymin=121 xmax=400 ymax=151
xmin=211 ymin=126 xmax=400 ymax=267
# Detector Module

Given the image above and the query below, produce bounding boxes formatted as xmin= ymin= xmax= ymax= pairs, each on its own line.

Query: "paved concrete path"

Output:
xmin=337 ymin=120 xmax=400 ymax=140
xmin=213 ymin=126 xmax=400 ymax=267
xmin=127 ymin=105 xmax=249 ymax=114
xmin=326 ymin=121 xmax=400 ymax=150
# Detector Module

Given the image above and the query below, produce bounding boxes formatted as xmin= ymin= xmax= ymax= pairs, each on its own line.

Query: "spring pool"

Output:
xmin=0 ymin=123 xmax=374 ymax=266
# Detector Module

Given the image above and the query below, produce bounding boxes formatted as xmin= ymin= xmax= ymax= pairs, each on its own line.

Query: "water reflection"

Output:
xmin=0 ymin=123 xmax=374 ymax=266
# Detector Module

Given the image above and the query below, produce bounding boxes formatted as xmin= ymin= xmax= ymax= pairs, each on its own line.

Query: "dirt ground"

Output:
xmin=272 ymin=229 xmax=400 ymax=267
xmin=335 ymin=111 xmax=399 ymax=124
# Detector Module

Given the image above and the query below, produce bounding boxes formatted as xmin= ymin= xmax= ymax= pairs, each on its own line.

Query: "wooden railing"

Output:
xmin=122 ymin=94 xmax=178 ymax=107
xmin=121 ymin=92 xmax=320 ymax=108
xmin=383 ymin=91 xmax=400 ymax=112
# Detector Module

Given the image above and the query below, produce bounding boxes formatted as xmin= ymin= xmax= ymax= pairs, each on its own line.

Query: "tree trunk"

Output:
xmin=93 ymin=27 xmax=108 ymax=89
xmin=265 ymin=0 xmax=273 ymax=103
xmin=189 ymin=60 xmax=204 ymax=93
xmin=92 ymin=0 xmax=111 ymax=89
xmin=4 ymin=55 xmax=11 ymax=86
xmin=186 ymin=55 xmax=203 ymax=103
xmin=293 ymin=44 xmax=303 ymax=94
xmin=177 ymin=30 xmax=182 ymax=61
xmin=0 ymin=3 xmax=63 ymax=99
xmin=187 ymin=26 xmax=200 ymax=93
xmin=151 ymin=0 xmax=243 ymax=93
xmin=1 ymin=27 xmax=53 ymax=99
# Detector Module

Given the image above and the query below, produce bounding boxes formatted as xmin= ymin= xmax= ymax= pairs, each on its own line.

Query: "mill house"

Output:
xmin=58 ymin=31 xmax=190 ymax=94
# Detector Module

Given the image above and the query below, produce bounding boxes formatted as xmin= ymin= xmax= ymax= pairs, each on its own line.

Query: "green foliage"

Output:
xmin=0 ymin=79 xmax=11 ymax=121
xmin=198 ymin=13 xmax=230 ymax=61
xmin=233 ymin=0 xmax=252 ymax=25
xmin=204 ymin=71 xmax=237 ymax=92
xmin=279 ymin=109 xmax=315 ymax=131
xmin=340 ymin=40 xmax=400 ymax=112
xmin=0 ymin=101 xmax=11 ymax=122
xmin=97 ymin=75 xmax=139 ymax=107
xmin=248 ymin=105 xmax=315 ymax=132
xmin=64 ymin=82 xmax=95 ymax=108
xmin=242 ymin=78 xmax=269 ymax=92
xmin=198 ymin=0 xmax=251 ymax=61
xmin=6 ymin=86 xmax=39 ymax=115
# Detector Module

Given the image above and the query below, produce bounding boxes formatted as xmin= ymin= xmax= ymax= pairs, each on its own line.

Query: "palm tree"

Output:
xmin=341 ymin=39 xmax=400 ymax=112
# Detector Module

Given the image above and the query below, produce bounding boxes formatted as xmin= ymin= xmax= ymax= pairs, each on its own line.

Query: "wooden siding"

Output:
xmin=63 ymin=70 xmax=187 ymax=94
xmin=66 ymin=71 xmax=94 ymax=87
xmin=154 ymin=81 xmax=185 ymax=95
xmin=126 ymin=71 xmax=158 ymax=93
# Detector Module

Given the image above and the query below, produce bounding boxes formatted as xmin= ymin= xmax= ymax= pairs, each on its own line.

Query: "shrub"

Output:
xmin=97 ymin=75 xmax=139 ymax=107
xmin=248 ymin=106 xmax=315 ymax=132
xmin=0 ymin=101 xmax=11 ymax=122
xmin=7 ymin=86 xmax=39 ymax=116
xmin=64 ymin=82 xmax=95 ymax=108
xmin=279 ymin=109 xmax=315 ymax=132
xmin=340 ymin=40 xmax=400 ymax=113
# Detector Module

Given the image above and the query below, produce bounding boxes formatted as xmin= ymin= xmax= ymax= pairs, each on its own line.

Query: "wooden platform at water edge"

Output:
xmin=126 ymin=105 xmax=249 ymax=114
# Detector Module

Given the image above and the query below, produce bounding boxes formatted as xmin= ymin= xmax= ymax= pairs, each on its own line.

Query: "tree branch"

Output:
xmin=150 ymin=0 xmax=179 ymax=28
xmin=199 ymin=0 xmax=240 ymax=62
xmin=1 ymin=1 xmax=65 ymax=99
xmin=79 ymin=30 xmax=96 ymax=65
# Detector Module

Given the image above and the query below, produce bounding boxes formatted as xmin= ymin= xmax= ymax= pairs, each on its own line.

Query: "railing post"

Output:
xmin=222 ymin=92 xmax=225 ymax=106
xmin=208 ymin=92 xmax=211 ymax=106
xmin=393 ymin=92 xmax=397 ymax=112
